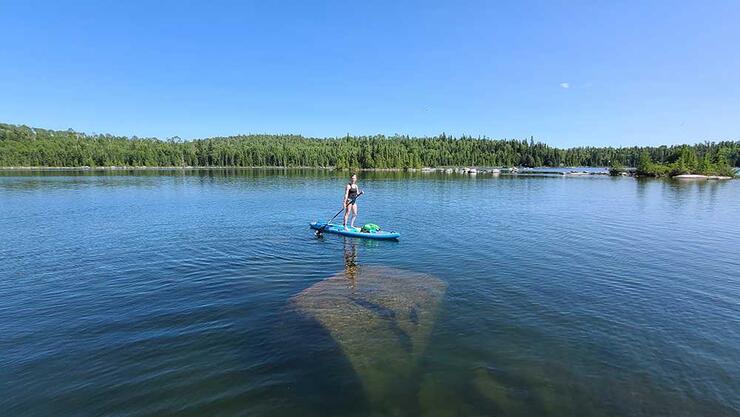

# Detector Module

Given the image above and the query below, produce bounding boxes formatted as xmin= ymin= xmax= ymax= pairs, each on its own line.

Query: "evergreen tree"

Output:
xmin=0 ymin=122 xmax=738 ymax=172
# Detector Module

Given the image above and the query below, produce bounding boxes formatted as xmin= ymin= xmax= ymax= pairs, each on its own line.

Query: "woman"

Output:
xmin=343 ymin=174 xmax=360 ymax=229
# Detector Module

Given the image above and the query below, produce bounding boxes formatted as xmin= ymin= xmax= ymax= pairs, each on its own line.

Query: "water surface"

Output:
xmin=1 ymin=170 xmax=738 ymax=416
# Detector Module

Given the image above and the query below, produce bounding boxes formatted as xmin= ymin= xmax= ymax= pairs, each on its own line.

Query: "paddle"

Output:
xmin=315 ymin=191 xmax=363 ymax=237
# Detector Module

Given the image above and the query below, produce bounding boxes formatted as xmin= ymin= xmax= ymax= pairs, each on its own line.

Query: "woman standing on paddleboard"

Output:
xmin=343 ymin=174 xmax=360 ymax=229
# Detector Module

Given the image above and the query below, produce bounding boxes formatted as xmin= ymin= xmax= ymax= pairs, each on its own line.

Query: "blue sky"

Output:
xmin=1 ymin=0 xmax=738 ymax=147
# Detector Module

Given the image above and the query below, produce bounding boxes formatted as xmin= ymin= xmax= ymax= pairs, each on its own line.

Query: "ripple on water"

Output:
xmin=1 ymin=172 xmax=739 ymax=416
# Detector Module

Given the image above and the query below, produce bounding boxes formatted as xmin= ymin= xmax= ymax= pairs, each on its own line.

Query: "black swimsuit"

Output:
xmin=347 ymin=183 xmax=359 ymax=203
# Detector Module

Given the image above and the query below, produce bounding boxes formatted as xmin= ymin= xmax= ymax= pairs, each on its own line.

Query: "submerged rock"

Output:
xmin=292 ymin=266 xmax=447 ymax=408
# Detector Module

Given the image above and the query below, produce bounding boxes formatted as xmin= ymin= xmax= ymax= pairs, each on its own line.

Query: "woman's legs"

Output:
xmin=343 ymin=204 xmax=350 ymax=227
xmin=350 ymin=204 xmax=358 ymax=228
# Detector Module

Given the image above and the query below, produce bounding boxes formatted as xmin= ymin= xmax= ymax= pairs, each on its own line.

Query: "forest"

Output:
xmin=631 ymin=146 xmax=737 ymax=177
xmin=1 ymin=122 xmax=738 ymax=172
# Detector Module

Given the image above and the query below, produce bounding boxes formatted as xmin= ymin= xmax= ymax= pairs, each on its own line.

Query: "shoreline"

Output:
xmin=0 ymin=165 xmax=604 ymax=171
xmin=0 ymin=166 xmax=734 ymax=179
xmin=0 ymin=165 xmax=606 ymax=176
xmin=674 ymin=174 xmax=734 ymax=180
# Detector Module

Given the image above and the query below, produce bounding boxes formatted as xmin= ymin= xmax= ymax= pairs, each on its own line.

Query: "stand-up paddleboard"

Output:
xmin=310 ymin=222 xmax=400 ymax=240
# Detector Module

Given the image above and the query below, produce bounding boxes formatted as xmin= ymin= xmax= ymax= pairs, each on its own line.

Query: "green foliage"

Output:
xmin=713 ymin=148 xmax=738 ymax=177
xmin=608 ymin=160 xmax=627 ymax=176
xmin=636 ymin=152 xmax=667 ymax=177
xmin=634 ymin=146 xmax=737 ymax=177
xmin=1 ymin=122 xmax=738 ymax=170
xmin=669 ymin=146 xmax=698 ymax=176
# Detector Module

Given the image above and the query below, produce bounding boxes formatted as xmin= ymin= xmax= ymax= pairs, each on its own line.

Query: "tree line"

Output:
xmin=631 ymin=146 xmax=737 ymax=177
xmin=1 ymin=122 xmax=738 ymax=170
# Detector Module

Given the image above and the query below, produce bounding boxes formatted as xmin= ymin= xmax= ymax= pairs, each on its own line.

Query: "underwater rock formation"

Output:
xmin=292 ymin=266 xmax=447 ymax=409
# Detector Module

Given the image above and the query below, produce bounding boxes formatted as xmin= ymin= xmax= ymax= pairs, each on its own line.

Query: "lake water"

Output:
xmin=1 ymin=170 xmax=739 ymax=417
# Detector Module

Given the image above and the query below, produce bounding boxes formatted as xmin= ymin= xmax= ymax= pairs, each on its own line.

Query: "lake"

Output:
xmin=1 ymin=169 xmax=738 ymax=417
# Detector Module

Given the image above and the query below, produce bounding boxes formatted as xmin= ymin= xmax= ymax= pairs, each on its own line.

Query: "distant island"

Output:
xmin=1 ymin=122 xmax=737 ymax=177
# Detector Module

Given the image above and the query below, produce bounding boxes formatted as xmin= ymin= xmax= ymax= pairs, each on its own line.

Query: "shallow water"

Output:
xmin=1 ymin=170 xmax=738 ymax=417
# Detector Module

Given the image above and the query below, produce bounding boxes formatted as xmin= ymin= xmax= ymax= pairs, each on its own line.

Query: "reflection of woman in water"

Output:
xmin=343 ymin=239 xmax=358 ymax=289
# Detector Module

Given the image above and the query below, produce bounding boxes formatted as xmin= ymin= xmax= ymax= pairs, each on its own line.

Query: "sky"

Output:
xmin=1 ymin=0 xmax=739 ymax=147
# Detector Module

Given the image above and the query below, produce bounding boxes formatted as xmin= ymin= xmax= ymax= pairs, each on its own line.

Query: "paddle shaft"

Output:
xmin=316 ymin=192 xmax=363 ymax=234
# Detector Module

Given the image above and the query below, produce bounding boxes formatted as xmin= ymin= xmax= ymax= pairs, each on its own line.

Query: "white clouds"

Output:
xmin=559 ymin=82 xmax=570 ymax=89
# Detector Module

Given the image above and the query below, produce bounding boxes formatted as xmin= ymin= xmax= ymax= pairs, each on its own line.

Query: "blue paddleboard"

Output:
xmin=310 ymin=222 xmax=400 ymax=240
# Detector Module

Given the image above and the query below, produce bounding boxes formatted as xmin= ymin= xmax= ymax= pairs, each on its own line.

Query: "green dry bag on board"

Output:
xmin=361 ymin=223 xmax=381 ymax=233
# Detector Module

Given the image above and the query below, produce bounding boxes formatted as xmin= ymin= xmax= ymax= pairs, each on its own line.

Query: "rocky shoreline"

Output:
xmin=0 ymin=165 xmax=734 ymax=179
xmin=0 ymin=165 xmax=601 ymax=174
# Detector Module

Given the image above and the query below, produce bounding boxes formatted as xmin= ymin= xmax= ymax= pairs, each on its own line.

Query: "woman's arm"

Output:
xmin=343 ymin=184 xmax=350 ymax=205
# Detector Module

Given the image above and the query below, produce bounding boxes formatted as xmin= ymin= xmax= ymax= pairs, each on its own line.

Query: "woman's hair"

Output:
xmin=350 ymin=173 xmax=357 ymax=178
